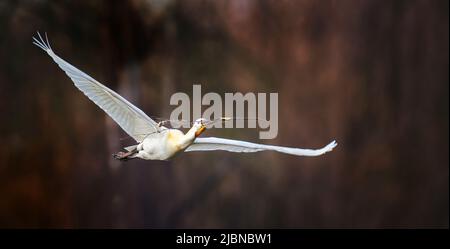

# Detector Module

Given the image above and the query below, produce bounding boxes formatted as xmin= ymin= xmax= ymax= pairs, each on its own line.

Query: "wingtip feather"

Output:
xmin=326 ymin=140 xmax=338 ymax=152
xmin=32 ymin=31 xmax=52 ymax=52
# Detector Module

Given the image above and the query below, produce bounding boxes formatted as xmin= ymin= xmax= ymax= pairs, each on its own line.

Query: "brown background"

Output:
xmin=0 ymin=0 xmax=448 ymax=228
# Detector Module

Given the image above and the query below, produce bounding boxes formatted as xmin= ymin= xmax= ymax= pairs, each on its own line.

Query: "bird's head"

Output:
xmin=193 ymin=118 xmax=207 ymax=137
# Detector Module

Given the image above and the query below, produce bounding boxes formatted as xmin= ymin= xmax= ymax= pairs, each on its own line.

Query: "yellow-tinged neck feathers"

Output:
xmin=175 ymin=122 xmax=207 ymax=151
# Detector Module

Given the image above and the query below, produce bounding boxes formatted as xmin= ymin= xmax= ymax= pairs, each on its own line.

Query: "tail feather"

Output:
xmin=124 ymin=145 xmax=138 ymax=152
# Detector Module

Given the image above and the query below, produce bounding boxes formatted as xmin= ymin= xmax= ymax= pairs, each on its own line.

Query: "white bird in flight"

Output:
xmin=33 ymin=32 xmax=337 ymax=161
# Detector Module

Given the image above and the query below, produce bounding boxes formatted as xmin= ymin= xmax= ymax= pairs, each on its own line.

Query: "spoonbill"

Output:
xmin=33 ymin=32 xmax=337 ymax=161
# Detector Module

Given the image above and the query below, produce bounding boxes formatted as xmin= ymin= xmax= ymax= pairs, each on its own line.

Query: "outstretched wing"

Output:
xmin=185 ymin=137 xmax=337 ymax=157
xmin=33 ymin=32 xmax=164 ymax=142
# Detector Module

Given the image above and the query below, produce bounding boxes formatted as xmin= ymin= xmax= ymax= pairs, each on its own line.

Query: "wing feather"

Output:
xmin=186 ymin=137 xmax=337 ymax=157
xmin=33 ymin=32 xmax=163 ymax=142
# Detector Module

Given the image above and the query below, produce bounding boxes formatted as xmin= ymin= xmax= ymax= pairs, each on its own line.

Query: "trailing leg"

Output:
xmin=113 ymin=149 xmax=137 ymax=161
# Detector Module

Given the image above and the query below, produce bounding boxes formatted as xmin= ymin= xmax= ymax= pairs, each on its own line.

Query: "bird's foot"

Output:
xmin=113 ymin=151 xmax=131 ymax=161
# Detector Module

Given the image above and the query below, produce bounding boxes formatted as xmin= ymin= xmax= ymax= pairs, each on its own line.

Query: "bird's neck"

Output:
xmin=178 ymin=127 xmax=199 ymax=149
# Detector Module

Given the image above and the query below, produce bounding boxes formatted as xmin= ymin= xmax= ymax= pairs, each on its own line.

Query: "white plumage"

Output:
xmin=33 ymin=32 xmax=337 ymax=161
xmin=33 ymin=32 xmax=162 ymax=143
xmin=186 ymin=137 xmax=337 ymax=156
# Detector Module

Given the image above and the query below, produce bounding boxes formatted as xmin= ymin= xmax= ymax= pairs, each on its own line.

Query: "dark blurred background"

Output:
xmin=0 ymin=0 xmax=448 ymax=228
